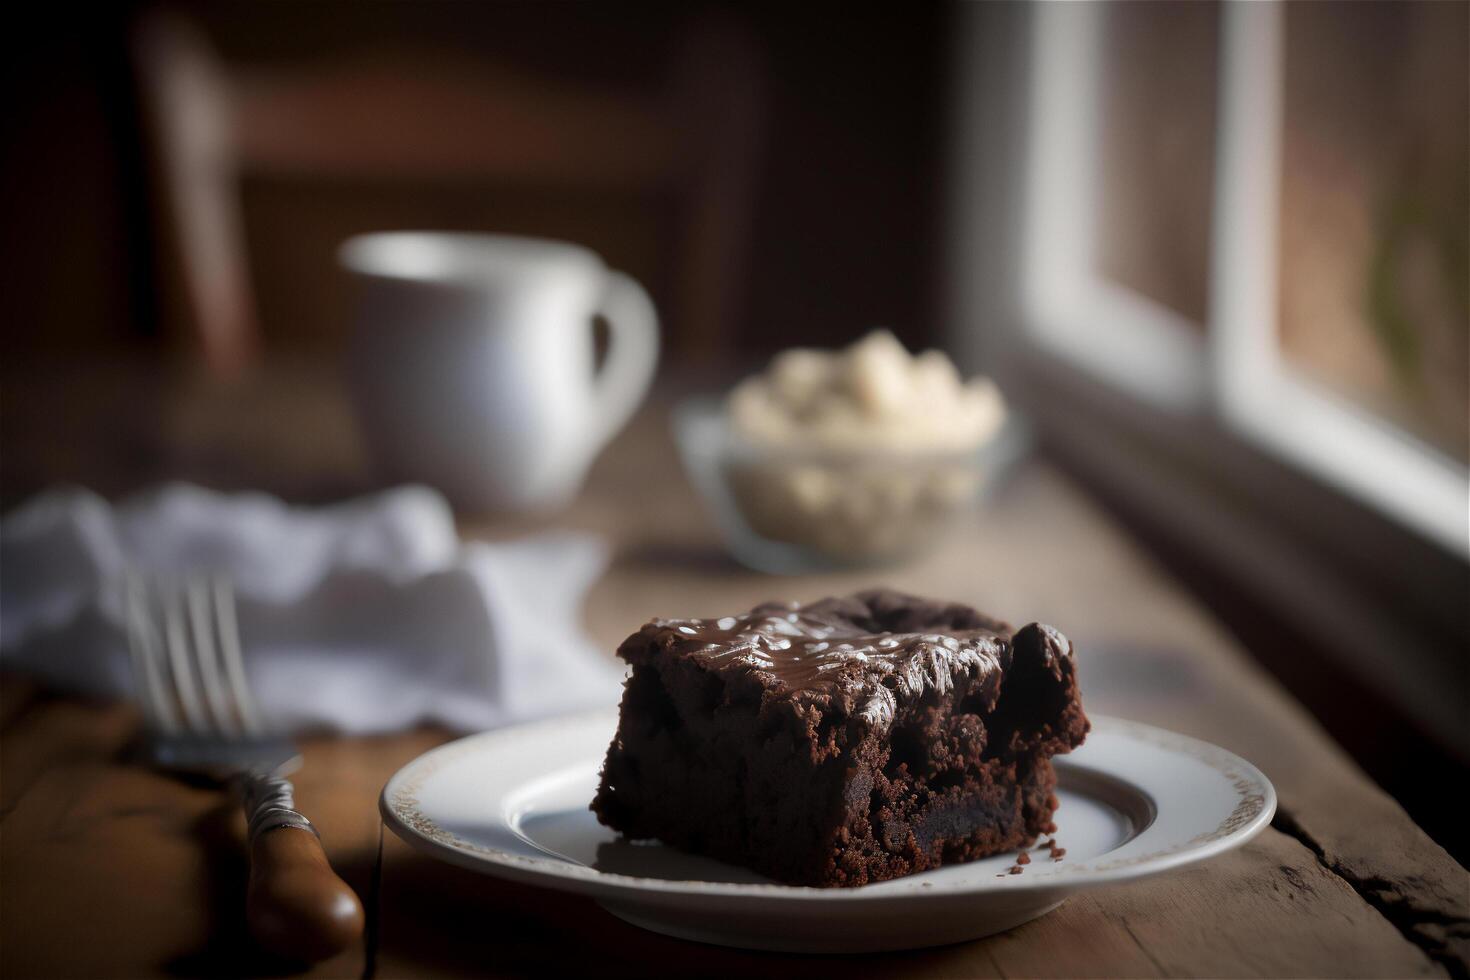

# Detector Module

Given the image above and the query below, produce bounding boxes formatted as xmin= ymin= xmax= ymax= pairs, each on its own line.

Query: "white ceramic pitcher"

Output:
xmin=341 ymin=232 xmax=658 ymax=512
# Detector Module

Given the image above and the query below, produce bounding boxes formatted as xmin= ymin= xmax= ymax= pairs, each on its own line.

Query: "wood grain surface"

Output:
xmin=1 ymin=361 xmax=1465 ymax=978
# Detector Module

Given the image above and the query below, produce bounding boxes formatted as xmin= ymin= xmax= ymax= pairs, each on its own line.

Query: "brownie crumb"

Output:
xmin=1017 ymin=851 xmax=1031 ymax=865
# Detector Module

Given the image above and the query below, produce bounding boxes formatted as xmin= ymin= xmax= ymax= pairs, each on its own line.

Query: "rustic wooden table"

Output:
xmin=1 ymin=358 xmax=1466 ymax=977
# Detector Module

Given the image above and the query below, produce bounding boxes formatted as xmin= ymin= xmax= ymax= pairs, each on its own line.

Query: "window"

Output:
xmin=1019 ymin=1 xmax=1468 ymax=555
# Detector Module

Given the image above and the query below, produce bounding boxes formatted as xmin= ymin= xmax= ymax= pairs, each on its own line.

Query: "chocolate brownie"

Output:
xmin=591 ymin=589 xmax=1088 ymax=887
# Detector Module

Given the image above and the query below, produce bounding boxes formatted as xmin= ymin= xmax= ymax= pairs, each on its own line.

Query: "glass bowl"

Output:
xmin=673 ymin=396 xmax=1027 ymax=574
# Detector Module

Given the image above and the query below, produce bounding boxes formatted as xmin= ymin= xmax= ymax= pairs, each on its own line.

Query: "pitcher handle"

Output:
xmin=588 ymin=270 xmax=660 ymax=450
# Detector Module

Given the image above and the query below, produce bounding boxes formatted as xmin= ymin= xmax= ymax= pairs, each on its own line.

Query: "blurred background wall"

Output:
xmin=1 ymin=1 xmax=950 ymax=364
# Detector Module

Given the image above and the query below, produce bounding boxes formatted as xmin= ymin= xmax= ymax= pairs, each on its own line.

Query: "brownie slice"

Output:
xmin=591 ymin=588 xmax=1088 ymax=887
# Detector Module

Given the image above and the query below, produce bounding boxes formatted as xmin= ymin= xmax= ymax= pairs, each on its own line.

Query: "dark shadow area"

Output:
xmin=591 ymin=838 xmax=770 ymax=884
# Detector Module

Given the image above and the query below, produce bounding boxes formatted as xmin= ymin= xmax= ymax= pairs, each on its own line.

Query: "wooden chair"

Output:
xmin=132 ymin=8 xmax=764 ymax=374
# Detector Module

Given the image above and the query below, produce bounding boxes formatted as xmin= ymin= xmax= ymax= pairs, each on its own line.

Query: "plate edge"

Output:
xmin=378 ymin=711 xmax=1277 ymax=902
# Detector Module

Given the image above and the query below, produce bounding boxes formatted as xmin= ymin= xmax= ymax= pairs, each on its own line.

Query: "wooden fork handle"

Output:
xmin=241 ymin=773 xmax=364 ymax=963
xmin=246 ymin=824 xmax=365 ymax=962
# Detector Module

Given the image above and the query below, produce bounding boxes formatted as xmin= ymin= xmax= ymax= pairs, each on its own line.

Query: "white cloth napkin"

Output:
xmin=0 ymin=484 xmax=624 ymax=734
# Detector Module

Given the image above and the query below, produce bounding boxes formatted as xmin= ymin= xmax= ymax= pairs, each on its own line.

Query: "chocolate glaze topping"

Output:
xmin=639 ymin=591 xmax=1024 ymax=729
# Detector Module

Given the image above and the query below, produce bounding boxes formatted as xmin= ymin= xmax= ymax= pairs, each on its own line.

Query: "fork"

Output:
xmin=123 ymin=570 xmax=365 ymax=963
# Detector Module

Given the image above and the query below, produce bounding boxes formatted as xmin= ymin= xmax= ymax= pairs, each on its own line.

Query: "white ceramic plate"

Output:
xmin=381 ymin=711 xmax=1275 ymax=953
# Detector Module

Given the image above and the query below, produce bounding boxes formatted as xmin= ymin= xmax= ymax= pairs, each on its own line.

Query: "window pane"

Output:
xmin=1278 ymin=1 xmax=1469 ymax=463
xmin=1093 ymin=1 xmax=1219 ymax=327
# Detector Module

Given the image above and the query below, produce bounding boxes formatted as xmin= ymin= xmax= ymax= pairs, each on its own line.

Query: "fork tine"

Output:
xmin=186 ymin=575 xmax=239 ymax=737
xmin=212 ymin=576 xmax=263 ymax=736
xmin=123 ymin=570 xmax=159 ymax=730
xmin=125 ymin=571 xmax=181 ymax=735
xmin=161 ymin=576 xmax=210 ymax=733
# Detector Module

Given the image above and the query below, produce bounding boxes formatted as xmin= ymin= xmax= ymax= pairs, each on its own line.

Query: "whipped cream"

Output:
xmin=728 ymin=330 xmax=1006 ymax=453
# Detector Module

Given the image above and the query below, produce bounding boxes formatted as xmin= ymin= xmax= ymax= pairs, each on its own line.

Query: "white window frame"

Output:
xmin=1018 ymin=1 xmax=1469 ymax=557
xmin=1211 ymin=2 xmax=1468 ymax=557
xmin=1021 ymin=1 xmax=1208 ymax=414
